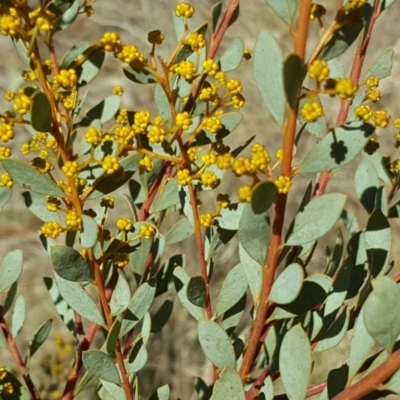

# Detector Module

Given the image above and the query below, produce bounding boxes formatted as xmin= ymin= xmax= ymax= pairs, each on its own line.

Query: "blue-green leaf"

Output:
xmin=165 ymin=217 xmax=193 ymax=245
xmin=79 ymin=95 xmax=120 ymax=127
xmin=80 ymin=215 xmax=99 ymax=248
xmin=254 ymin=30 xmax=286 ymax=127
xmin=0 ymin=250 xmax=23 ymax=293
xmin=187 ymin=276 xmax=207 ymax=308
xmin=26 ymin=319 xmax=52 ymax=362
xmin=286 ymin=193 xmax=346 ymax=246
xmin=239 ymin=243 xmax=262 ymax=304
xmin=82 ymin=350 xmax=120 ymax=384
xmin=265 ymin=0 xmax=299 ymax=25
xmin=215 ymin=203 xmax=243 ymax=230
xmin=110 ymin=270 xmax=131 ymax=316
xmin=238 ymin=204 xmax=270 ymax=265
xmin=31 ymin=92 xmax=52 ymax=132
xmin=123 ymin=66 xmax=157 ymax=84
xmin=55 ymin=274 xmax=104 ymax=326
xmin=300 ymin=121 xmax=375 ymax=173
xmin=151 ymin=179 xmax=181 ymax=213
xmin=215 ymin=264 xmax=248 ymax=317
xmin=51 ymin=245 xmax=93 ymax=282
xmin=269 ymin=263 xmax=304 ymax=305
xmin=21 ymin=191 xmax=61 ymax=223
xmin=11 ymin=295 xmax=25 ymax=338
xmin=363 ymin=48 xmax=394 ymax=81
xmin=279 ymin=324 xmax=312 ymax=400
xmin=355 ymin=159 xmax=379 ymax=214
xmin=198 ymin=320 xmax=236 ymax=369
xmin=149 ymin=384 xmax=170 ymax=400
xmin=363 ymin=276 xmax=400 ymax=352
xmin=0 ymin=186 xmax=12 ymax=211
xmin=2 ymin=159 xmax=64 ymax=197
xmin=155 ymin=83 xmax=173 ymax=126
xmin=251 ymin=182 xmax=277 ymax=214
xmin=220 ymin=37 xmax=244 ymax=72
xmin=212 ymin=367 xmax=245 ymax=400
xmin=284 ymin=54 xmax=306 ymax=109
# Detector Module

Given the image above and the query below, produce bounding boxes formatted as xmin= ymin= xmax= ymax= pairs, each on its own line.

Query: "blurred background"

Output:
xmin=1 ymin=1 xmax=400 ymax=398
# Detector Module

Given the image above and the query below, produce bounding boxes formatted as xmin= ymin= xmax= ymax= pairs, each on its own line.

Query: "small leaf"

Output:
xmin=215 ymin=203 xmax=243 ymax=230
xmin=363 ymin=48 xmax=394 ymax=81
xmin=327 ymin=58 xmax=345 ymax=78
xmin=2 ymin=159 xmax=64 ymax=197
xmin=100 ymin=380 xmax=126 ymax=400
xmin=11 ymin=295 xmax=25 ymax=338
xmin=80 ymin=215 xmax=99 ymax=248
xmin=355 ymin=159 xmax=379 ymax=214
xmin=363 ymin=276 xmax=400 ymax=351
xmin=347 ymin=306 xmax=375 ymax=381
xmin=198 ymin=320 xmax=236 ymax=369
xmin=259 ymin=375 xmax=274 ymax=399
xmin=212 ymin=367 xmax=245 ymax=400
xmin=152 ymin=299 xmax=174 ymax=334
xmin=220 ymin=37 xmax=244 ymax=72
xmin=279 ymin=324 xmax=312 ymax=400
xmin=123 ymin=65 xmax=157 ymax=84
xmin=284 ymin=54 xmax=306 ymax=109
xmin=149 ymin=384 xmax=170 ymax=400
xmin=126 ymin=335 xmax=148 ymax=373
xmin=239 ymin=244 xmax=262 ymax=304
xmin=155 ymin=84 xmax=173 ymax=126
xmin=76 ymin=47 xmax=105 ymax=86
xmin=298 ymin=93 xmax=327 ymax=139
xmin=211 ymin=2 xmax=223 ymax=33
xmin=55 ymin=274 xmax=104 ymax=326
xmin=151 ymin=179 xmax=181 ymax=213
xmin=362 ymin=149 xmax=391 ymax=185
xmin=0 ymin=250 xmax=23 ymax=293
xmin=55 ymin=0 xmax=79 ymax=30
xmin=187 ymin=276 xmax=207 ymax=308
xmin=314 ymin=307 xmax=350 ymax=352
xmin=120 ymin=282 xmax=156 ymax=336
xmin=254 ymin=30 xmax=286 ymax=127
xmin=286 ymin=193 xmax=346 ymax=246
xmin=31 ymin=92 xmax=52 ymax=132
xmin=110 ymin=270 xmax=131 ymax=316
xmin=165 ymin=217 xmax=194 ymax=245
xmin=82 ymin=350 xmax=120 ymax=384
xmin=26 ymin=319 xmax=52 ymax=361
xmin=215 ymin=264 xmax=248 ymax=317
xmin=22 ymin=191 xmax=61 ymax=223
xmin=79 ymin=96 xmax=121 ymax=127
xmin=269 ymin=263 xmax=304 ymax=305
xmin=300 ymin=121 xmax=375 ymax=173
xmin=238 ymin=204 xmax=270 ymax=265
xmin=251 ymin=181 xmax=278 ymax=214
xmin=264 ymin=0 xmax=299 ymax=25
xmin=51 ymin=245 xmax=93 ymax=282
xmin=174 ymin=267 xmax=205 ymax=320
xmin=0 ymin=186 xmax=12 ymax=211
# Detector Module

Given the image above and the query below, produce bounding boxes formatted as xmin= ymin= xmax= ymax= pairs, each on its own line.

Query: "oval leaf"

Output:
xmin=82 ymin=350 xmax=120 ymax=384
xmin=363 ymin=276 xmax=400 ymax=352
xmin=300 ymin=121 xmax=375 ymax=173
xmin=80 ymin=215 xmax=99 ymax=248
xmin=51 ymin=245 xmax=93 ymax=282
xmin=31 ymin=92 xmax=52 ymax=132
xmin=284 ymin=54 xmax=306 ymax=109
xmin=269 ymin=263 xmax=304 ymax=305
xmin=251 ymin=181 xmax=278 ymax=214
xmin=254 ymin=30 xmax=286 ymax=127
xmin=187 ymin=276 xmax=207 ymax=308
xmin=212 ymin=367 xmax=245 ymax=400
xmin=265 ymin=0 xmax=299 ymax=25
xmin=11 ymin=295 xmax=25 ymax=338
xmin=2 ymin=159 xmax=65 ymax=197
xmin=220 ymin=37 xmax=244 ymax=72
xmin=279 ymin=324 xmax=312 ymax=400
xmin=79 ymin=95 xmax=121 ymax=127
xmin=198 ymin=320 xmax=236 ymax=369
xmin=0 ymin=250 xmax=23 ymax=293
xmin=286 ymin=193 xmax=346 ymax=246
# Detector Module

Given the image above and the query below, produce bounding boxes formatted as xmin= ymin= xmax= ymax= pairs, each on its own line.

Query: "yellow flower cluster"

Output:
xmin=139 ymin=155 xmax=154 ymax=172
xmin=175 ymin=112 xmax=193 ymax=130
xmin=100 ymin=196 xmax=115 ymax=208
xmin=177 ymin=169 xmax=192 ymax=186
xmin=371 ymin=110 xmax=390 ymax=128
xmin=199 ymin=213 xmax=213 ymax=227
xmin=100 ymin=31 xmax=122 ymax=52
xmin=102 ymin=156 xmax=120 ymax=174
xmin=0 ymin=172 xmax=12 ymax=189
xmin=175 ymin=3 xmax=194 ymax=18
xmin=114 ymin=252 xmax=130 ymax=268
xmin=173 ymin=60 xmax=197 ymax=81
xmin=112 ymin=86 xmax=124 ymax=96
xmin=201 ymin=171 xmax=218 ymax=188
xmin=203 ymin=59 xmax=219 ymax=76
xmin=0 ymin=146 xmax=11 ymax=159
xmin=85 ymin=126 xmax=102 ymax=145
xmin=335 ymin=78 xmax=357 ymax=101
xmin=55 ymin=69 xmax=78 ymax=89
xmin=29 ymin=8 xmax=56 ymax=32
xmin=13 ymin=93 xmax=32 ymax=115
xmin=275 ymin=175 xmax=292 ymax=194
xmin=46 ymin=197 xmax=61 ymax=212
xmin=0 ymin=368 xmax=13 ymax=395
xmin=41 ymin=221 xmax=63 ymax=238
xmin=148 ymin=30 xmax=164 ymax=45
xmin=116 ymin=217 xmax=133 ymax=231
xmin=0 ymin=8 xmax=22 ymax=36
xmin=147 ymin=124 xmax=166 ymax=143
xmin=300 ymin=100 xmax=323 ymax=122
xmin=62 ymin=161 xmax=79 ymax=178
xmin=238 ymin=185 xmax=252 ymax=203
xmin=66 ymin=211 xmax=81 ymax=230
xmin=31 ymin=156 xmax=54 ymax=174
xmin=186 ymin=32 xmax=205 ymax=51
xmin=308 ymin=60 xmax=330 ymax=82
xmin=132 ymin=110 xmax=151 ymax=135
xmin=140 ymin=224 xmax=156 ymax=239
xmin=354 ymin=104 xmax=373 ymax=121
xmin=204 ymin=116 xmax=223 ymax=133
xmin=0 ymin=122 xmax=14 ymax=142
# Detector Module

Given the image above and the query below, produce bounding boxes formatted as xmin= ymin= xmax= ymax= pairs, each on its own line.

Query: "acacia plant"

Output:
xmin=1 ymin=0 xmax=400 ymax=399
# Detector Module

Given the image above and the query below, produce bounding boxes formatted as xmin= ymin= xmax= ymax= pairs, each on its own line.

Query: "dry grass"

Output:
xmin=1 ymin=1 xmax=400 ymax=399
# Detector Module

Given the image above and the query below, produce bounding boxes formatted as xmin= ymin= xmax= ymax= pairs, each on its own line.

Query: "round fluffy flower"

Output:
xmin=100 ymin=196 xmax=115 ymax=208
xmin=100 ymin=31 xmax=122 ymax=52
xmin=199 ymin=213 xmax=213 ymax=227
xmin=308 ymin=59 xmax=330 ymax=82
xmin=216 ymin=153 xmax=233 ymax=169
xmin=13 ymin=94 xmax=32 ymax=115
xmin=204 ymin=116 xmax=223 ymax=133
xmin=175 ymin=3 xmax=194 ymax=18
xmin=132 ymin=110 xmax=151 ymax=135
xmin=354 ymin=104 xmax=372 ymax=121
xmin=201 ymin=153 xmax=216 ymax=167
xmin=365 ymin=88 xmax=381 ymax=103
xmin=202 ymin=59 xmax=219 ymax=76
xmin=201 ymin=171 xmax=218 ymax=188
xmin=55 ymin=69 xmax=78 ymax=89
xmin=139 ymin=155 xmax=154 ymax=172
xmin=335 ymin=78 xmax=357 ymax=101
xmin=61 ymin=161 xmax=79 ymax=177
xmin=238 ymin=185 xmax=252 ymax=203
xmin=276 ymin=148 xmax=283 ymax=161
xmin=300 ymin=100 xmax=323 ymax=122
xmin=176 ymin=169 xmax=192 ymax=186
xmin=0 ymin=8 xmax=22 ymax=36
xmin=173 ymin=60 xmax=197 ymax=81
xmin=226 ymin=78 xmax=242 ymax=94
xmin=186 ymin=32 xmax=205 ymax=51
xmin=46 ymin=197 xmax=61 ymax=212
xmin=0 ymin=123 xmax=14 ymax=143
xmin=140 ymin=224 xmax=156 ymax=239
xmin=116 ymin=217 xmax=133 ymax=231
xmin=372 ymin=110 xmax=390 ymax=128
xmin=199 ymin=85 xmax=217 ymax=102
xmin=41 ymin=221 xmax=63 ymax=238
xmin=366 ymin=76 xmax=379 ymax=88
xmin=175 ymin=112 xmax=193 ymax=130
xmin=147 ymin=125 xmax=166 ymax=143
xmin=112 ymin=86 xmax=124 ymax=96
xmin=0 ymin=146 xmax=11 ymax=159
xmin=231 ymin=93 xmax=245 ymax=109
xmin=66 ymin=210 xmax=81 ymax=230
xmin=275 ymin=175 xmax=292 ymax=194
xmin=0 ymin=172 xmax=13 ymax=189
xmin=85 ymin=126 xmax=102 ymax=144
xmin=102 ymin=156 xmax=120 ymax=174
